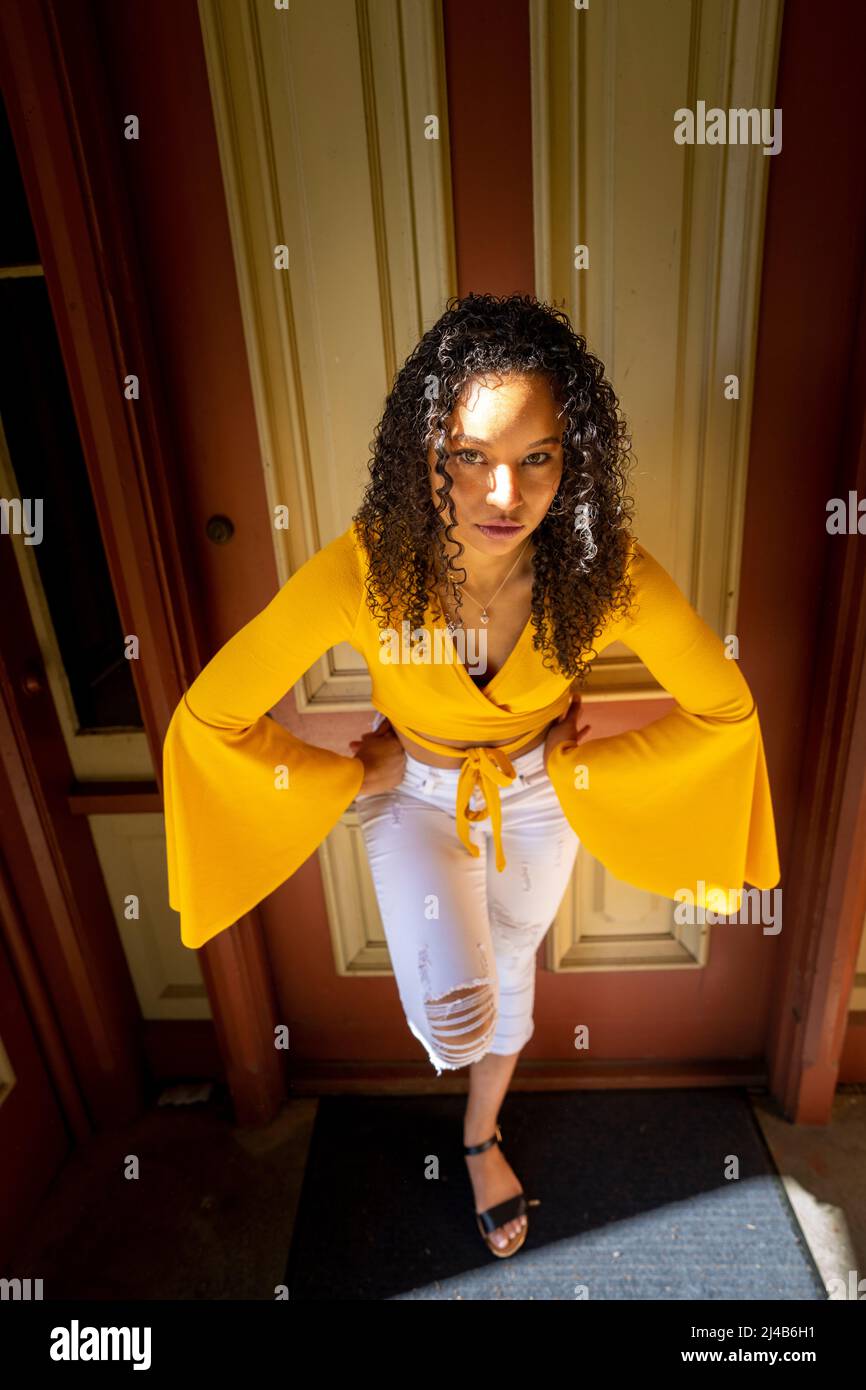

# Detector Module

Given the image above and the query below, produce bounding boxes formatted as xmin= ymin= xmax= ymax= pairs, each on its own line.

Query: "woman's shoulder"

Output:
xmin=267 ymin=522 xmax=367 ymax=635
xmin=592 ymin=533 xmax=678 ymax=645
xmin=622 ymin=536 xmax=686 ymax=610
xmin=295 ymin=521 xmax=367 ymax=588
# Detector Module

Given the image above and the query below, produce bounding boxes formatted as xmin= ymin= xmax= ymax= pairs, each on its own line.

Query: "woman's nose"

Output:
xmin=486 ymin=463 xmax=521 ymax=507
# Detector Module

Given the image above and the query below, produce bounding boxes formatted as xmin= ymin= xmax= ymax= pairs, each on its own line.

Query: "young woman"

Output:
xmin=163 ymin=293 xmax=780 ymax=1261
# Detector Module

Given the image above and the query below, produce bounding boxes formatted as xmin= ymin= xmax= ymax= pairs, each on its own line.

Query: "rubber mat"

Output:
xmin=284 ymin=1087 xmax=827 ymax=1301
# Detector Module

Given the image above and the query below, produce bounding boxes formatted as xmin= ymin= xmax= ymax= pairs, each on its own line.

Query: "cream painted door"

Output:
xmin=198 ymin=0 xmax=783 ymax=985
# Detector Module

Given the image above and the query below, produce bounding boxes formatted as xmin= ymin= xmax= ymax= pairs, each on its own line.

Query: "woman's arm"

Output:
xmin=163 ymin=529 xmax=366 ymax=950
xmin=544 ymin=542 xmax=781 ymax=910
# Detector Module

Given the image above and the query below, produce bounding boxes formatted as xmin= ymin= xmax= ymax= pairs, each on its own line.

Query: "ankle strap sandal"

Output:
xmin=463 ymin=1123 xmax=540 ymax=1258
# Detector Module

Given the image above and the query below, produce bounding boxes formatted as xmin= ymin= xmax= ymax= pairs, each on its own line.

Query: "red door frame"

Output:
xmin=766 ymin=276 xmax=866 ymax=1123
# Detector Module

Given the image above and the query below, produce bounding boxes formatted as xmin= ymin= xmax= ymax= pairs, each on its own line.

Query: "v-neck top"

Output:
xmin=163 ymin=521 xmax=781 ymax=950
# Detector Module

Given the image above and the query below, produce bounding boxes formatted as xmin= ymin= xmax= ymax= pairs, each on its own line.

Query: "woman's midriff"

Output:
xmin=391 ymin=719 xmax=554 ymax=769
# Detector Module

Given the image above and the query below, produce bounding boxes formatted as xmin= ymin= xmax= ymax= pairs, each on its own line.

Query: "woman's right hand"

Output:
xmin=544 ymin=692 xmax=591 ymax=774
xmin=349 ymin=719 xmax=407 ymax=796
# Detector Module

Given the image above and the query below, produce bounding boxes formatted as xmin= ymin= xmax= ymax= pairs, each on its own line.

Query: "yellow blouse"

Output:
xmin=162 ymin=522 xmax=781 ymax=950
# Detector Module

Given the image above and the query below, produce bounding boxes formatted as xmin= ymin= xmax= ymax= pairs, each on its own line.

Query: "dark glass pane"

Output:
xmin=0 ymin=88 xmax=41 ymax=267
xmin=0 ymin=98 xmax=143 ymax=732
xmin=1 ymin=276 xmax=143 ymax=731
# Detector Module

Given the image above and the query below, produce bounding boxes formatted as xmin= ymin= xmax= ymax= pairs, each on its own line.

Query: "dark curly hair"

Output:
xmin=352 ymin=292 xmax=637 ymax=682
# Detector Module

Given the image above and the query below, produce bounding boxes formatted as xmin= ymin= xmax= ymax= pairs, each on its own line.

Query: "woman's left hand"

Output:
xmin=544 ymin=692 xmax=591 ymax=774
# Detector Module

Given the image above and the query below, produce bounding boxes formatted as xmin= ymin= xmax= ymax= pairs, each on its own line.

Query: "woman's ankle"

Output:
xmin=463 ymin=1120 xmax=500 ymax=1148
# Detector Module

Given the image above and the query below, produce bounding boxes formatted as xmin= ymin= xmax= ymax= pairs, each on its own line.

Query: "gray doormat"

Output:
xmin=285 ymin=1088 xmax=827 ymax=1301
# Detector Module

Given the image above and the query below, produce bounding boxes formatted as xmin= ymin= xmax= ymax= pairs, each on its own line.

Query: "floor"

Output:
xmin=750 ymin=1086 xmax=866 ymax=1300
xmin=8 ymin=1083 xmax=866 ymax=1300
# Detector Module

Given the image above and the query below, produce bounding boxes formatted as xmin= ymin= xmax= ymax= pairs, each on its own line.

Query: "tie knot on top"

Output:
xmin=455 ymin=744 xmax=520 ymax=872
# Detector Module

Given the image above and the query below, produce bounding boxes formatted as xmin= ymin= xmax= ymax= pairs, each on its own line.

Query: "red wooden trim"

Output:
xmin=0 ymin=560 xmax=146 ymax=1130
xmin=757 ymin=1 xmax=866 ymax=1118
xmin=442 ymin=0 xmax=535 ymax=296
xmin=142 ymin=1021 xmax=224 ymax=1081
xmin=768 ymin=347 xmax=866 ymax=1116
xmin=839 ymin=1016 xmax=866 ymax=1082
xmin=0 ymin=0 xmax=286 ymax=1127
xmin=67 ymin=782 xmax=162 ymax=815
xmin=0 ymin=843 xmax=91 ymax=1142
xmin=756 ymin=0 xmax=866 ymax=1113
xmin=286 ymin=1057 xmax=768 ymax=1096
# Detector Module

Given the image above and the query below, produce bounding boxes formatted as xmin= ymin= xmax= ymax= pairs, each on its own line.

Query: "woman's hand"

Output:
xmin=350 ymin=718 xmax=407 ymax=797
xmin=544 ymin=692 xmax=591 ymax=774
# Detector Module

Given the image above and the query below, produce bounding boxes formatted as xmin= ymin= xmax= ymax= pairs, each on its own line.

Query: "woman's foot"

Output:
xmin=464 ymin=1140 xmax=528 ymax=1251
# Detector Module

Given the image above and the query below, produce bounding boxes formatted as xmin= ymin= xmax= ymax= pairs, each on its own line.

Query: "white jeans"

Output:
xmin=355 ymin=729 xmax=580 ymax=1075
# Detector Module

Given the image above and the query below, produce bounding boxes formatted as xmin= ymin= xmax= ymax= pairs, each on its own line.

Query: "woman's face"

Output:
xmin=426 ymin=372 xmax=564 ymax=559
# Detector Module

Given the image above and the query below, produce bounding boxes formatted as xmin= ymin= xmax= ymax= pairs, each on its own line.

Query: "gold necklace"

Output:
xmin=441 ymin=537 xmax=532 ymax=633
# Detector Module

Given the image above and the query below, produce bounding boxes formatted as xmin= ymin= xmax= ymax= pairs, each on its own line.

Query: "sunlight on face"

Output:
xmin=427 ymin=372 xmax=564 ymax=560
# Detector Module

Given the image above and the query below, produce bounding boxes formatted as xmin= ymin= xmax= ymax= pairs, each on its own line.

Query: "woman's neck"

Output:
xmin=439 ymin=535 xmax=536 ymax=597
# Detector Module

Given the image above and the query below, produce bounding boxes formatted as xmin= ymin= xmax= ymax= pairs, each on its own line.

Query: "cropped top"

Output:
xmin=162 ymin=522 xmax=781 ymax=950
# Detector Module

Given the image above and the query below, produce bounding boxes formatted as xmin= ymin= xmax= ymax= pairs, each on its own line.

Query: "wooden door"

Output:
xmin=196 ymin=0 xmax=790 ymax=1073
xmin=12 ymin=0 xmax=855 ymax=1107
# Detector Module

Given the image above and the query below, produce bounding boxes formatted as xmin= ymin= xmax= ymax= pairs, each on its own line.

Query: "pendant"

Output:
xmin=479 ymin=609 xmax=489 ymax=625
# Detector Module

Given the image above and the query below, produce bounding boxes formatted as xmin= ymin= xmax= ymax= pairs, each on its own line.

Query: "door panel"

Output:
xmin=532 ymin=0 xmax=784 ymax=971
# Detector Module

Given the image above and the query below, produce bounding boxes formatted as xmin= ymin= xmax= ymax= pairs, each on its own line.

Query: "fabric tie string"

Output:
xmin=455 ymin=744 xmax=518 ymax=872
xmin=382 ymin=691 xmax=573 ymax=872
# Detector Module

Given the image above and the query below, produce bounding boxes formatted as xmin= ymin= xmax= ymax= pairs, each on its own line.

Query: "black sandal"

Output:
xmin=463 ymin=1123 xmax=540 ymax=1258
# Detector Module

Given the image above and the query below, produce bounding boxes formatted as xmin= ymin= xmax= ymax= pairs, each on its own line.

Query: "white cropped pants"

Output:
xmin=355 ymin=728 xmax=580 ymax=1075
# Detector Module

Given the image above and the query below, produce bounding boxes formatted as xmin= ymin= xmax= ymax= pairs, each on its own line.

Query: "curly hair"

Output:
xmin=352 ymin=292 xmax=637 ymax=682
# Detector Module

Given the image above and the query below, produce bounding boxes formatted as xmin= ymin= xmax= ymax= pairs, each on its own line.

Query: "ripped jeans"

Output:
xmin=355 ymin=735 xmax=580 ymax=1075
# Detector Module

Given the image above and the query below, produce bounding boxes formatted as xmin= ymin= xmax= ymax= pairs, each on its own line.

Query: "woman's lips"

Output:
xmin=475 ymin=522 xmax=525 ymax=537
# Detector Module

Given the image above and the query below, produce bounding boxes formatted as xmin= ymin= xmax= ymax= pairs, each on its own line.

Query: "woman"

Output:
xmin=162 ymin=293 xmax=780 ymax=1261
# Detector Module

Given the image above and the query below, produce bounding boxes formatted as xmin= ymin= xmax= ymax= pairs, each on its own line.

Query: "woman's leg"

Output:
xmin=355 ymin=751 xmax=578 ymax=1250
xmin=484 ymin=761 xmax=581 ymax=1056
xmin=355 ymin=770 xmax=498 ymax=1076
xmin=356 ymin=767 xmax=532 ymax=1249
xmin=463 ymin=758 xmax=581 ymax=1246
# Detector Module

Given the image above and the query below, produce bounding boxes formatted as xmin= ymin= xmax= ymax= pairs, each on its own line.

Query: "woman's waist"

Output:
xmin=371 ymin=694 xmax=570 ymax=766
xmin=390 ymin=720 xmax=553 ymax=768
xmin=400 ymin=732 xmax=550 ymax=784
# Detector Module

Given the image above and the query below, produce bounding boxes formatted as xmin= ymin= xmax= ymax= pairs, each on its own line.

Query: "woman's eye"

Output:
xmin=453 ymin=449 xmax=484 ymax=464
xmin=451 ymin=449 xmax=552 ymax=466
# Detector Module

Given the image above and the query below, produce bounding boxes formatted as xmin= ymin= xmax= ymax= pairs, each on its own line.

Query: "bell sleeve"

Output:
xmin=162 ymin=532 xmax=366 ymax=950
xmin=545 ymin=541 xmax=781 ymax=914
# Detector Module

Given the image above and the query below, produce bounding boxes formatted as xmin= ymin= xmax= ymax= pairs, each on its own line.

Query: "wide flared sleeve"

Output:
xmin=162 ymin=530 xmax=366 ymax=950
xmin=545 ymin=541 xmax=781 ymax=913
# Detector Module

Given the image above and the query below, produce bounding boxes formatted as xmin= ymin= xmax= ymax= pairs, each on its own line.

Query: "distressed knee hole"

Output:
xmin=423 ymin=983 xmax=497 ymax=1065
